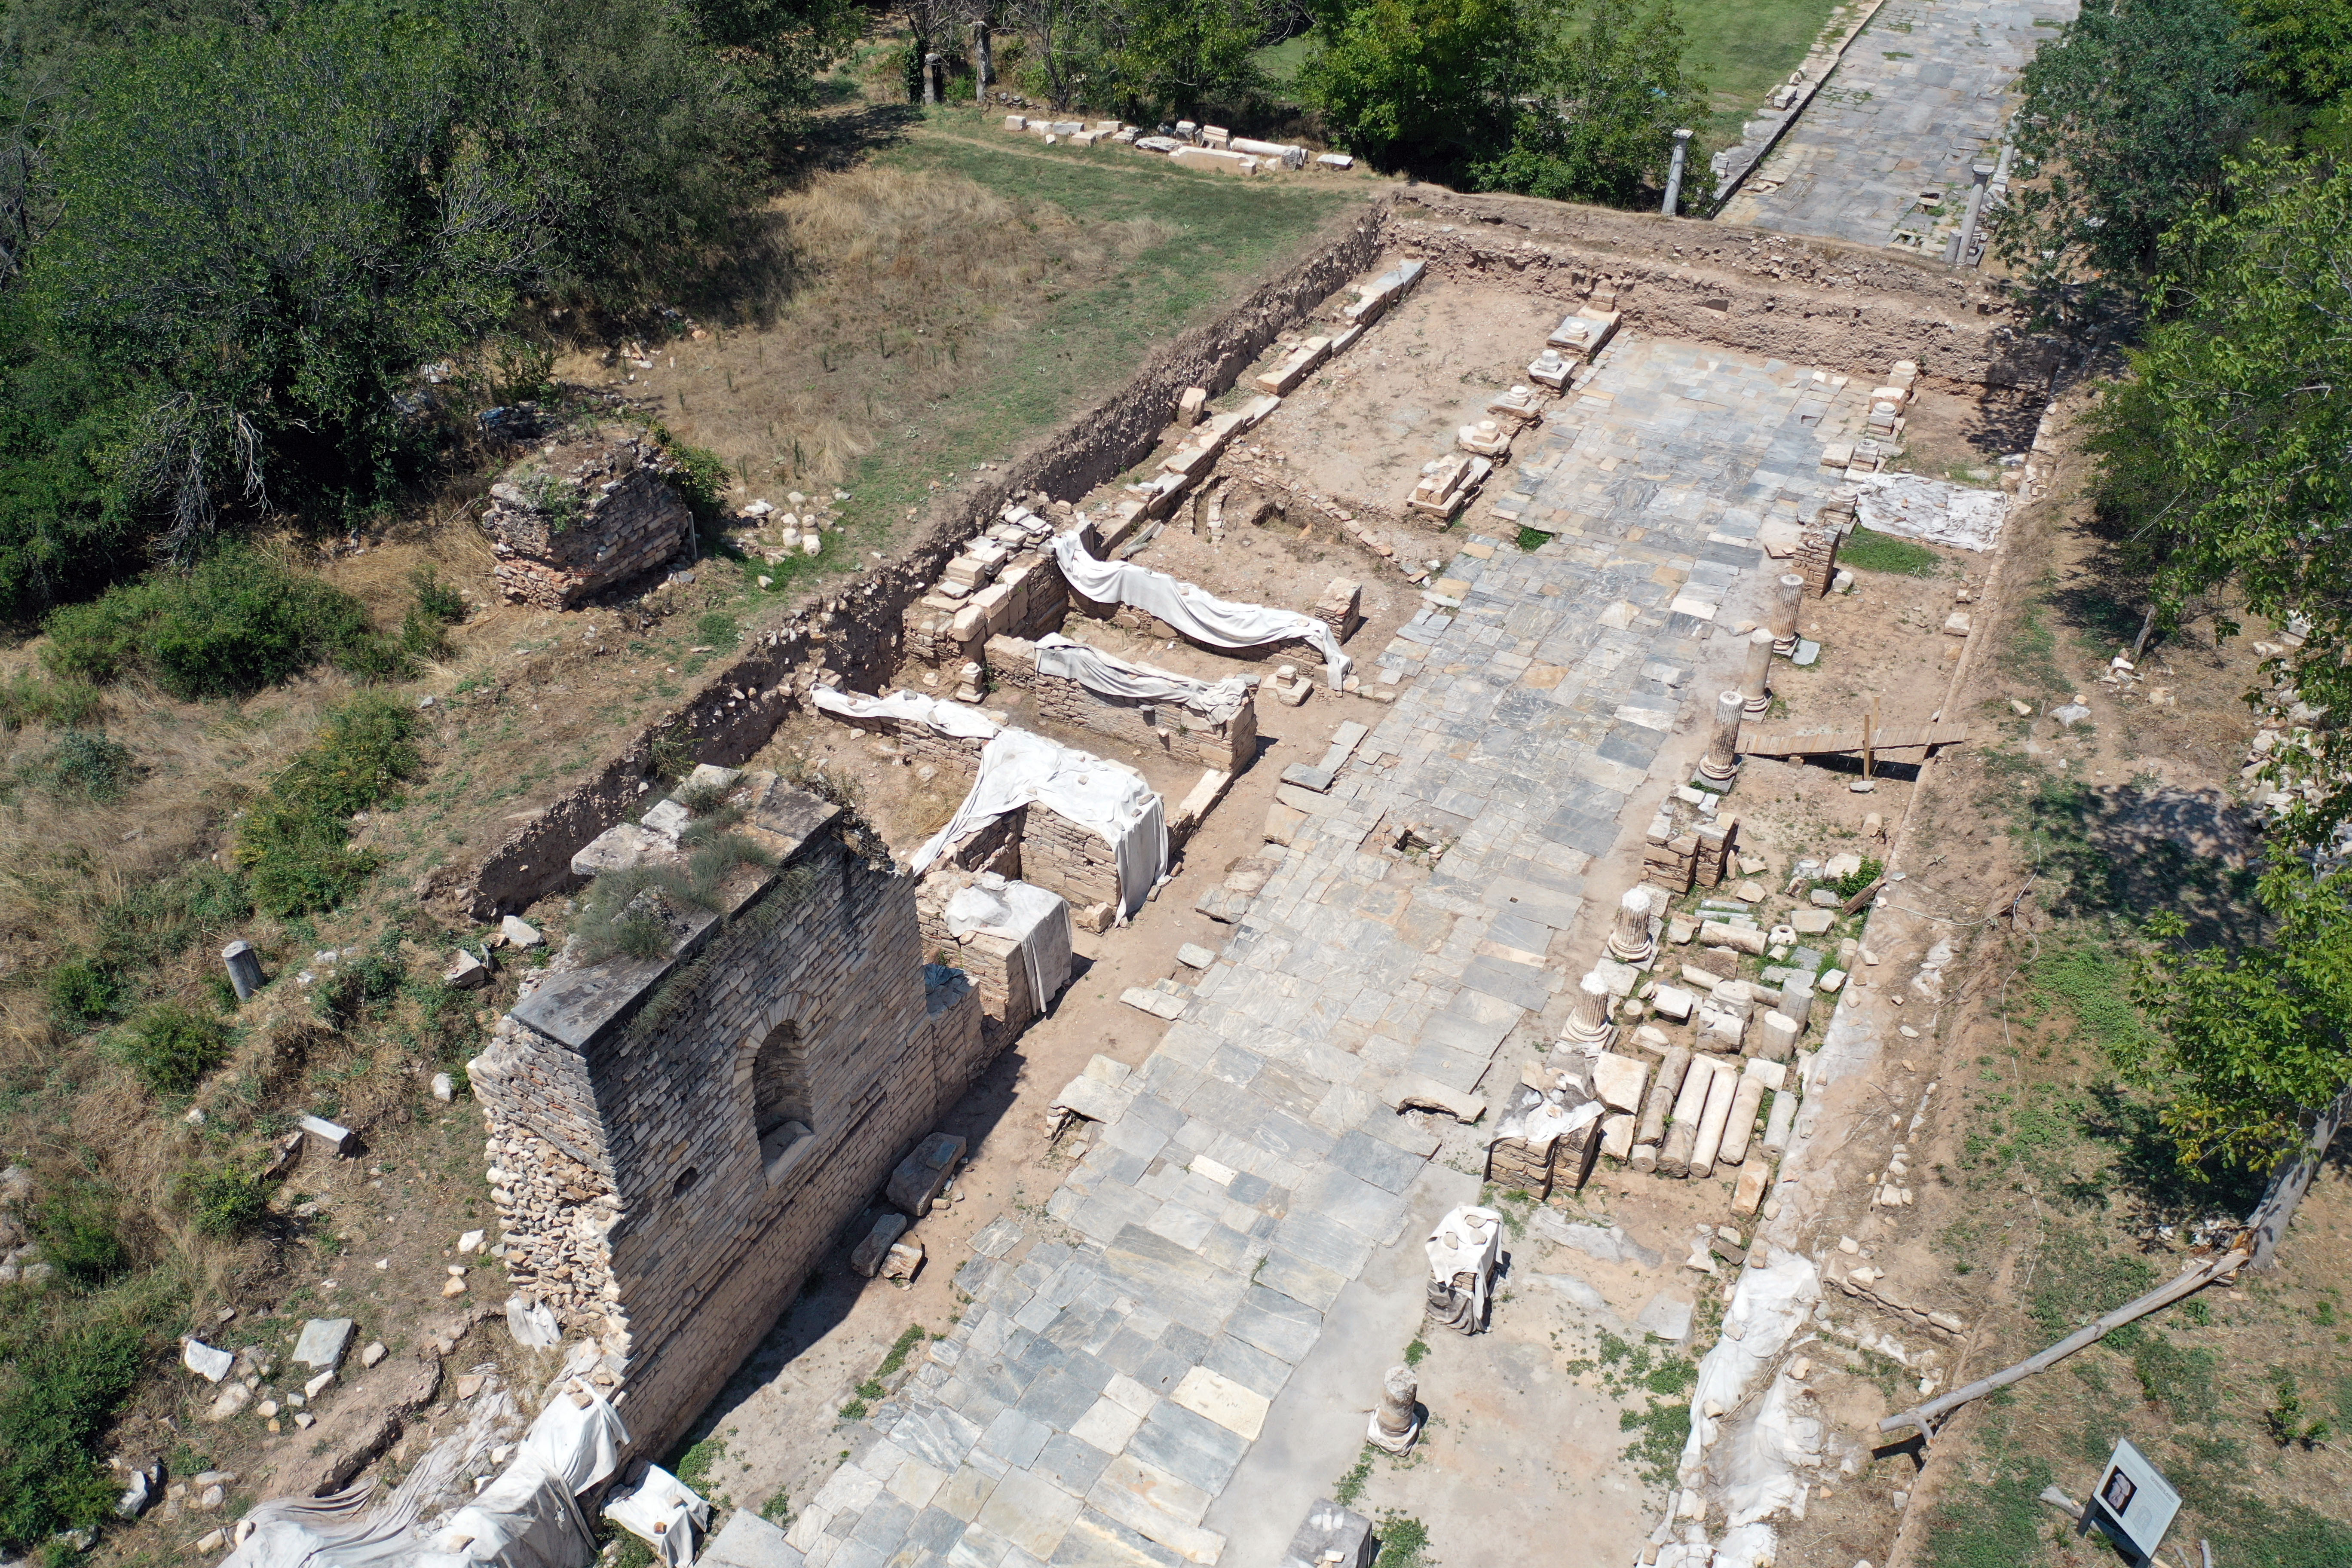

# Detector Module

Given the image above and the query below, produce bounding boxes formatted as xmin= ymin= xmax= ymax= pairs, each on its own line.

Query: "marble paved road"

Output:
xmin=1720 ymin=0 xmax=2080 ymax=251
xmin=778 ymin=337 xmax=1847 ymax=1568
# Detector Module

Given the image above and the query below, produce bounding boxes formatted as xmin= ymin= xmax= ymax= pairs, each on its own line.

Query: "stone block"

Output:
xmin=1699 ymin=920 xmax=1767 ymax=955
xmin=1592 ymin=1053 xmax=1649 ymax=1114
xmin=1651 ymin=985 xmax=1695 ymax=1022
xmin=887 ymin=1132 xmax=966 ymax=1217
xmin=1277 ymin=1500 xmax=1375 ymax=1568
xmin=852 ymin=1213 xmax=910 ymax=1277
xmin=1790 ymin=909 xmax=1835 ymax=935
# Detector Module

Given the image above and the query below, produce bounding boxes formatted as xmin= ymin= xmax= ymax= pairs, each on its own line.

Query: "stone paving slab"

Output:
xmin=784 ymin=337 xmax=1848 ymax=1567
xmin=1722 ymin=0 xmax=2079 ymax=249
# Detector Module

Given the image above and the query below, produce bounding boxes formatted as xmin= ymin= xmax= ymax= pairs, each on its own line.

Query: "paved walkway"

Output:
xmin=780 ymin=339 xmax=1844 ymax=1568
xmin=1720 ymin=0 xmax=2078 ymax=252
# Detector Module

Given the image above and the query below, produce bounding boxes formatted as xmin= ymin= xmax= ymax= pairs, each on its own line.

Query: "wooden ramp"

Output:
xmin=1740 ymin=720 xmax=1967 ymax=759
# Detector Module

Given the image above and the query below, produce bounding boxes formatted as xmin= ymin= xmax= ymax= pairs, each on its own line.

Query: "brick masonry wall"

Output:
xmin=472 ymin=812 xmax=990 ymax=1459
xmin=984 ymin=635 xmax=1257 ymax=773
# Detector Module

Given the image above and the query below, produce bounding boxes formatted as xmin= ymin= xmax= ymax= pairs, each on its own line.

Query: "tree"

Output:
xmin=2130 ymin=860 xmax=2352 ymax=1168
xmin=2238 ymin=0 xmax=2352 ymax=104
xmin=1468 ymin=0 xmax=1704 ymax=208
xmin=1105 ymin=0 xmax=1265 ymax=120
xmin=1295 ymin=0 xmax=1531 ymax=177
xmin=2084 ymin=151 xmax=2352 ymax=846
xmin=1997 ymin=0 xmax=2256 ymax=308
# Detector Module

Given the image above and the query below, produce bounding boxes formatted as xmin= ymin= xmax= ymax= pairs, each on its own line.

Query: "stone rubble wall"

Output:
xmin=472 ymin=812 xmax=989 ymax=1458
xmin=481 ymin=432 xmax=695 ymax=609
xmin=817 ymin=710 xmax=988 ymax=781
xmin=1386 ymin=188 xmax=2060 ymax=393
xmin=1065 ymin=573 xmax=1363 ymax=672
xmin=984 ymin=634 xmax=1258 ymax=773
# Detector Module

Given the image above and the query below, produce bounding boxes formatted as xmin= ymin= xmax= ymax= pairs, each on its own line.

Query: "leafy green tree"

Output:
xmin=2131 ymin=861 xmax=2352 ymax=1167
xmin=2238 ymin=0 xmax=2352 ymax=103
xmin=1468 ymin=0 xmax=1704 ymax=207
xmin=1108 ymin=0 xmax=1265 ymax=119
xmin=2086 ymin=151 xmax=2352 ymax=844
xmin=1998 ymin=0 xmax=2257 ymax=306
xmin=1295 ymin=0 xmax=1532 ymax=177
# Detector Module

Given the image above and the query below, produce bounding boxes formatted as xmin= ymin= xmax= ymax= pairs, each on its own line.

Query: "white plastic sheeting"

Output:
xmin=1050 ymin=532 xmax=1352 ymax=688
xmin=1853 ymin=472 xmax=2009 ymax=552
xmin=912 ymin=727 xmax=1167 ymax=917
xmin=1032 ymin=633 xmax=1250 ymax=721
xmin=943 ymin=874 xmax=1074 ymax=1012
xmin=1425 ymin=1205 xmax=1505 ymax=1328
xmin=603 ymin=1466 xmax=710 ymax=1568
xmin=811 ymin=686 xmax=1002 ymax=740
xmin=220 ymin=1384 xmax=626 ymax=1568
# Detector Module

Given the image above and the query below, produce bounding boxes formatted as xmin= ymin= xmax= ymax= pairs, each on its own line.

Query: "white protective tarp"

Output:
xmin=515 ymin=1387 xmax=627 ymax=1496
xmin=1050 ymin=532 xmax=1351 ymax=689
xmin=1031 ymin=633 xmax=1250 ymax=723
xmin=430 ymin=1460 xmax=596 ymax=1568
xmin=943 ymin=874 xmax=1074 ymax=1011
xmin=602 ymin=1465 xmax=710 ymax=1568
xmin=1853 ymin=472 xmax=2009 ymax=552
xmin=912 ymin=727 xmax=1167 ymax=917
xmin=810 ymin=686 xmax=1003 ymax=740
xmin=221 ymin=1387 xmax=531 ymax=1568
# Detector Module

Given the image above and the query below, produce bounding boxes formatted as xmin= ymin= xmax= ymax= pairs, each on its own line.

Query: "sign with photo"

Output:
xmin=2092 ymin=1438 xmax=2182 ymax=1562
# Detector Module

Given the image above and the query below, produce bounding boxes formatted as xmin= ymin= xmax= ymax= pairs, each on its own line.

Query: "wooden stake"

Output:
xmin=1863 ymin=694 xmax=1879 ymax=780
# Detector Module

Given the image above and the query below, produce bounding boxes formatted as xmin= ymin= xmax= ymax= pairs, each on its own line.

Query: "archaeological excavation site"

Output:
xmin=69 ymin=35 xmax=2346 ymax=1568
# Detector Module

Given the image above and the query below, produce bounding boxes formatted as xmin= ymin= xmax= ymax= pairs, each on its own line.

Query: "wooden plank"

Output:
xmin=1739 ymin=721 xmax=1967 ymax=758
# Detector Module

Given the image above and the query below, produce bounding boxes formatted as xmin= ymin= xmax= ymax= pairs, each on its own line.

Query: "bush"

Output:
xmin=313 ymin=951 xmax=406 ymax=1029
xmin=177 ymin=1165 xmax=268 ymax=1238
xmin=0 ymin=1311 xmax=153 ymax=1551
xmin=117 ymin=1005 xmax=234 ymax=1096
xmin=40 ymin=543 xmax=406 ymax=698
xmin=91 ymin=864 xmax=252 ymax=977
xmin=409 ymin=566 xmax=466 ymax=625
xmin=31 ymin=1192 xmax=129 ymax=1287
xmin=236 ymin=693 xmax=422 ymax=916
xmin=45 ymin=959 xmax=122 ymax=1028
xmin=17 ymin=731 xmax=136 ymax=802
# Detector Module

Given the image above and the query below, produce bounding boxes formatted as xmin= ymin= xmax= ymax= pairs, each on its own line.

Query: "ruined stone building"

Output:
xmin=468 ymin=772 xmax=1004 ymax=1449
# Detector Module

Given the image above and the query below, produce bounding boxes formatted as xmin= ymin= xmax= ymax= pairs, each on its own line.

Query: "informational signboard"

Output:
xmin=2090 ymin=1438 xmax=2182 ymax=1563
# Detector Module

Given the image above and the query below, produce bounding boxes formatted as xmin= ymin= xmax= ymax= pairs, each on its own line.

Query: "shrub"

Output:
xmin=1830 ymin=856 xmax=1885 ymax=900
xmin=408 ymin=566 xmax=466 ymax=624
xmin=177 ymin=1165 xmax=268 ymax=1238
xmin=18 ymin=731 xmax=136 ymax=802
xmin=236 ymin=693 xmax=421 ymax=915
xmin=117 ymin=1005 xmax=234 ymax=1095
xmin=32 ymin=1191 xmax=129 ymax=1287
xmin=45 ymin=959 xmax=122 ymax=1028
xmin=40 ymin=543 xmax=406 ymax=698
xmin=92 ymin=864 xmax=251 ymax=976
xmin=0 ymin=674 xmax=104 ymax=731
xmin=0 ymin=1312 xmax=153 ymax=1551
xmin=313 ymin=951 xmax=406 ymax=1029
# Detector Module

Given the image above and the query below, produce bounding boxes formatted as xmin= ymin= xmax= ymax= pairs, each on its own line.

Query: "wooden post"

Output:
xmin=1864 ymin=694 xmax=1879 ymax=781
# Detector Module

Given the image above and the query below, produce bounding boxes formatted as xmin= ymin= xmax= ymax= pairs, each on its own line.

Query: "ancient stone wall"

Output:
xmin=1387 ymin=189 xmax=2060 ymax=392
xmin=915 ymin=872 xmax=1042 ymax=1050
xmin=468 ymin=779 xmax=987 ymax=1456
xmin=1015 ymin=808 xmax=1123 ymax=913
xmin=481 ymin=430 xmax=695 ymax=609
xmin=984 ymin=634 xmax=1258 ymax=773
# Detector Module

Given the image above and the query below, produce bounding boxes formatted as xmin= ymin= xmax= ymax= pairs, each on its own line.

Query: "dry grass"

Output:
xmin=564 ymin=164 xmax=1178 ymax=496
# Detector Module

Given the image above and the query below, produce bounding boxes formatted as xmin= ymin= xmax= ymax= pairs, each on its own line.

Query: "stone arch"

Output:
xmin=746 ymin=994 xmax=815 ymax=1177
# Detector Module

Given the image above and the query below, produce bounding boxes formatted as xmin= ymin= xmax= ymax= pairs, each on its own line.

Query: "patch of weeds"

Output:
xmin=1857 ymin=1346 xmax=1911 ymax=1405
xmin=45 ymin=957 xmax=124 ymax=1028
xmin=1334 ymin=1444 xmax=1375 ymax=1507
xmin=695 ymin=610 xmax=741 ymax=649
xmin=0 ymin=672 xmax=104 ymax=731
xmin=759 ymin=1489 xmax=791 ymax=1525
xmin=1918 ymin=1437 xmax=2050 ymax=1568
xmin=1516 ymin=526 xmax=1554 ymax=552
xmin=1373 ymin=1513 xmax=1430 ymax=1568
xmin=2029 ymin=1237 xmax=2155 ymax=1337
xmin=235 ymin=693 xmax=422 ymax=916
xmin=1840 ymin=527 xmax=1942 ymax=577
xmin=313 ymin=950 xmax=407 ymax=1030
xmin=2261 ymin=1370 xmax=2333 ymax=1449
xmin=1829 ymin=855 xmax=1884 ymax=900
xmin=1619 ymin=1394 xmax=1692 ymax=1488
xmin=115 ymin=1004 xmax=235 ymax=1095
xmin=2130 ymin=1333 xmax=2220 ymax=1422
xmin=876 ymin=1324 xmax=928 ymax=1378
xmin=1403 ymin=1338 xmax=1429 ymax=1367
xmin=32 ymin=1188 xmax=130 ymax=1286
xmin=670 ymin=1434 xmax=726 ymax=1492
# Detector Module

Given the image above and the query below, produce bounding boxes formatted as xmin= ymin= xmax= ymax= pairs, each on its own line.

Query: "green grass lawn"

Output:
xmin=827 ymin=111 xmax=1370 ymax=537
xmin=1677 ymin=0 xmax=1853 ymax=154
